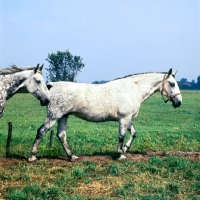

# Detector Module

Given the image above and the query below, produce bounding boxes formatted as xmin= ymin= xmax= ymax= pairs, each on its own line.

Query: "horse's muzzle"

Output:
xmin=172 ymin=98 xmax=182 ymax=108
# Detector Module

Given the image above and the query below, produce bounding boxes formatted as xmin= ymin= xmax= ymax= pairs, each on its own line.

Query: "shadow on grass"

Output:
xmin=4 ymin=150 xmax=156 ymax=163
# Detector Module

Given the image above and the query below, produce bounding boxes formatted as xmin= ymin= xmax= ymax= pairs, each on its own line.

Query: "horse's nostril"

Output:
xmin=175 ymin=100 xmax=181 ymax=107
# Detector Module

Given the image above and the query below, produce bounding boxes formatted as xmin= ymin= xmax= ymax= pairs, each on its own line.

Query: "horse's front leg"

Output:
xmin=57 ymin=116 xmax=78 ymax=161
xmin=123 ymin=123 xmax=137 ymax=154
xmin=117 ymin=117 xmax=131 ymax=160
xmin=28 ymin=118 xmax=57 ymax=162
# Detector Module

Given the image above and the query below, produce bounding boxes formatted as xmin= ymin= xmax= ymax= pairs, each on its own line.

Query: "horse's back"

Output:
xmin=48 ymin=81 xmax=129 ymax=104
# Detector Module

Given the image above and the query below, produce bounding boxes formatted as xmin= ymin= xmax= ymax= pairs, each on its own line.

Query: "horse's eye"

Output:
xmin=169 ymin=82 xmax=175 ymax=87
xmin=36 ymin=80 xmax=41 ymax=84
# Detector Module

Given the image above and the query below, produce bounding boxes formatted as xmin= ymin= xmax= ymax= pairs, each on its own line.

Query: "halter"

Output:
xmin=161 ymin=74 xmax=181 ymax=103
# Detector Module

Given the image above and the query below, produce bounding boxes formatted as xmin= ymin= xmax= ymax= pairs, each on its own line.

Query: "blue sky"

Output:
xmin=0 ymin=0 xmax=199 ymax=83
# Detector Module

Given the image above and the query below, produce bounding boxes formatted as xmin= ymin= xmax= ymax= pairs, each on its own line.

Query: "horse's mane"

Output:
xmin=0 ymin=65 xmax=35 ymax=75
xmin=114 ymin=72 xmax=166 ymax=81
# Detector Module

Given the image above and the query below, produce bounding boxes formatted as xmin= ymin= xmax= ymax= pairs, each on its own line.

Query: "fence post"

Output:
xmin=50 ymin=130 xmax=54 ymax=147
xmin=6 ymin=122 xmax=12 ymax=157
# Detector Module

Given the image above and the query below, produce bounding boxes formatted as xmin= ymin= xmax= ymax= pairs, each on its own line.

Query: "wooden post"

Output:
xmin=6 ymin=122 xmax=12 ymax=157
xmin=50 ymin=130 xmax=54 ymax=147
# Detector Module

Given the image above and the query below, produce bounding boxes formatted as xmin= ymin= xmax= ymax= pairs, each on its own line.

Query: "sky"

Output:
xmin=0 ymin=0 xmax=199 ymax=83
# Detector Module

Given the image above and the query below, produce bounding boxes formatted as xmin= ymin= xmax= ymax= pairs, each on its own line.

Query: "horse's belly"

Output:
xmin=71 ymin=110 xmax=118 ymax=122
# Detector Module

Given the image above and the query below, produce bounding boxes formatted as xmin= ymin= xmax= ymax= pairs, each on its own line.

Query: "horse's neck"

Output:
xmin=4 ymin=71 xmax=31 ymax=99
xmin=133 ymin=73 xmax=164 ymax=102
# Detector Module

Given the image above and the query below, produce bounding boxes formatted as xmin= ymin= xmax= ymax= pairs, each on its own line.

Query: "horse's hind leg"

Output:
xmin=123 ymin=123 xmax=136 ymax=154
xmin=28 ymin=118 xmax=57 ymax=162
xmin=57 ymin=116 xmax=78 ymax=161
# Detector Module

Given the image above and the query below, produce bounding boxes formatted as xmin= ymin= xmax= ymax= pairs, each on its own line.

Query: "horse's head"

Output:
xmin=161 ymin=68 xmax=182 ymax=108
xmin=24 ymin=64 xmax=50 ymax=106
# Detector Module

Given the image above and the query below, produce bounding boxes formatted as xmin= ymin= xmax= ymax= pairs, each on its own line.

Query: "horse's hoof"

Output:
xmin=28 ymin=156 xmax=37 ymax=162
xmin=71 ymin=155 xmax=79 ymax=162
xmin=117 ymin=155 xmax=126 ymax=160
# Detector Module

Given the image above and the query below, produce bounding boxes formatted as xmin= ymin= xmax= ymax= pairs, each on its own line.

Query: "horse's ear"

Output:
xmin=39 ymin=64 xmax=44 ymax=71
xmin=172 ymin=70 xmax=178 ymax=78
xmin=34 ymin=64 xmax=39 ymax=74
xmin=167 ymin=68 xmax=172 ymax=76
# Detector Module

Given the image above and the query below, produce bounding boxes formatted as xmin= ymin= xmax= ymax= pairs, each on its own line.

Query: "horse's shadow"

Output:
xmin=5 ymin=150 xmax=149 ymax=162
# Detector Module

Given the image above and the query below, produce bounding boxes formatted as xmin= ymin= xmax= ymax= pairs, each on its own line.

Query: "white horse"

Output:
xmin=0 ymin=64 xmax=50 ymax=117
xmin=29 ymin=68 xmax=182 ymax=161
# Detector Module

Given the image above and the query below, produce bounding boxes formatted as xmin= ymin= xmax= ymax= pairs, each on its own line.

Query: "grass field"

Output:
xmin=0 ymin=91 xmax=199 ymax=199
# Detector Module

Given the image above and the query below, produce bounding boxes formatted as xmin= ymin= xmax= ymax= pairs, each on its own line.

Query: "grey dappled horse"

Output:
xmin=29 ymin=68 xmax=182 ymax=162
xmin=0 ymin=64 xmax=50 ymax=117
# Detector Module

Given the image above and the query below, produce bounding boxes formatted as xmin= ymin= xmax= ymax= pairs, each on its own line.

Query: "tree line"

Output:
xmin=179 ymin=76 xmax=200 ymax=90
xmin=93 ymin=77 xmax=200 ymax=90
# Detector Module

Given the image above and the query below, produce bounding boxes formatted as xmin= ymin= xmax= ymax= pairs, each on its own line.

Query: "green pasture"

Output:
xmin=0 ymin=91 xmax=200 ymax=199
xmin=0 ymin=91 xmax=199 ymax=157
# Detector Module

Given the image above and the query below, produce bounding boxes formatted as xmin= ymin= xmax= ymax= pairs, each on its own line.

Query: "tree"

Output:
xmin=92 ymin=80 xmax=109 ymax=84
xmin=197 ymin=76 xmax=200 ymax=89
xmin=191 ymin=80 xmax=196 ymax=89
xmin=46 ymin=50 xmax=85 ymax=82
xmin=180 ymin=78 xmax=187 ymax=84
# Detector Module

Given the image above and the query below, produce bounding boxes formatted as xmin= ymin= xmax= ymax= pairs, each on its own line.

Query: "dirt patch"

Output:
xmin=0 ymin=151 xmax=199 ymax=166
xmin=0 ymin=157 xmax=21 ymax=166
